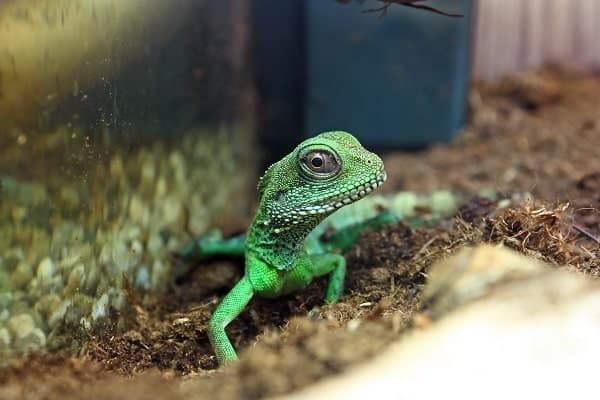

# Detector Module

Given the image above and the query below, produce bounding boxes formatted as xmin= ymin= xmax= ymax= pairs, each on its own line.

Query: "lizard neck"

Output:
xmin=245 ymin=207 xmax=324 ymax=271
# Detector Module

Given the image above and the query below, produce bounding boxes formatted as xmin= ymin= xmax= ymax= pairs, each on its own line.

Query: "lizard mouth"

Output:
xmin=298 ymin=170 xmax=387 ymax=216
xmin=336 ymin=170 xmax=387 ymax=205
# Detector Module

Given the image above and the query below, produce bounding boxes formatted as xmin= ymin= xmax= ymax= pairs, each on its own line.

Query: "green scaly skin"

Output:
xmin=178 ymin=131 xmax=389 ymax=365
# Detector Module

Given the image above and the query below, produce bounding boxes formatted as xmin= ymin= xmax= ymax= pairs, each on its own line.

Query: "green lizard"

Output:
xmin=178 ymin=131 xmax=393 ymax=365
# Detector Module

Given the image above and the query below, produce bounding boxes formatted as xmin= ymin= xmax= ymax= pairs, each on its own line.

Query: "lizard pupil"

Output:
xmin=311 ymin=156 xmax=323 ymax=168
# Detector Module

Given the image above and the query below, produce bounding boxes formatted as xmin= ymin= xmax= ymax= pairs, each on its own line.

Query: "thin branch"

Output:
xmin=336 ymin=0 xmax=464 ymax=18
xmin=366 ymin=1 xmax=462 ymax=17
xmin=573 ymin=224 xmax=600 ymax=245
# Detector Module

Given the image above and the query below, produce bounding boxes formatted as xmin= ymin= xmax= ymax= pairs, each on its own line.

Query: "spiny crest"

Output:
xmin=315 ymin=130 xmax=362 ymax=147
xmin=257 ymin=162 xmax=276 ymax=199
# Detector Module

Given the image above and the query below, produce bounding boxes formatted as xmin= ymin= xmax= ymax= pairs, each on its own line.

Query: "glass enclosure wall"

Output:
xmin=0 ymin=0 xmax=256 ymax=357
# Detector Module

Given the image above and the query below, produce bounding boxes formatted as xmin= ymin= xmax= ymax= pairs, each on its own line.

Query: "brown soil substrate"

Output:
xmin=1 ymin=67 xmax=599 ymax=399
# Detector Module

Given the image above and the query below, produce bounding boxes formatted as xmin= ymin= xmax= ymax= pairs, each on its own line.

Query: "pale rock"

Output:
xmin=34 ymin=293 xmax=61 ymax=319
xmin=99 ymin=242 xmax=112 ymax=266
xmin=160 ymin=195 xmax=183 ymax=226
xmin=83 ymin=260 xmax=100 ymax=294
xmin=280 ymin=246 xmax=600 ymax=400
xmin=147 ymin=231 xmax=164 ymax=257
xmin=119 ymin=223 xmax=142 ymax=242
xmin=36 ymin=257 xmax=56 ymax=283
xmin=14 ymin=328 xmax=46 ymax=353
xmin=0 ymin=309 xmax=9 ymax=323
xmin=91 ymin=293 xmax=110 ymax=321
xmin=424 ymin=244 xmax=545 ymax=318
xmin=7 ymin=313 xmax=35 ymax=339
xmin=151 ymin=259 xmax=166 ymax=289
xmin=188 ymin=195 xmax=209 ymax=234
xmin=48 ymin=300 xmax=72 ymax=329
xmin=109 ymin=155 xmax=125 ymax=177
xmin=155 ymin=176 xmax=167 ymax=199
xmin=0 ymin=292 xmax=15 ymax=310
xmin=110 ymin=289 xmax=126 ymax=311
xmin=64 ymin=263 xmax=86 ymax=296
xmin=135 ymin=266 xmax=151 ymax=290
xmin=168 ymin=151 xmax=187 ymax=185
xmin=129 ymin=194 xmax=150 ymax=227
xmin=130 ymin=239 xmax=144 ymax=263
xmin=79 ymin=317 xmax=92 ymax=331
xmin=0 ymin=328 xmax=11 ymax=349
xmin=10 ymin=260 xmax=34 ymax=289
xmin=166 ymin=236 xmax=182 ymax=253
xmin=59 ymin=244 xmax=91 ymax=271
xmin=111 ymin=240 xmax=132 ymax=272
xmin=140 ymin=157 xmax=156 ymax=189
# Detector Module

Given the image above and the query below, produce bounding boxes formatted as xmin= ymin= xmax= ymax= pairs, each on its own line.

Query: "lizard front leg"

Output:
xmin=208 ymin=276 xmax=254 ymax=365
xmin=309 ymin=254 xmax=347 ymax=303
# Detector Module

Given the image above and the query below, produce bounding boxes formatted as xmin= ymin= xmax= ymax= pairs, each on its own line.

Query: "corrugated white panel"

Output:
xmin=472 ymin=0 xmax=600 ymax=80
xmin=522 ymin=0 xmax=545 ymax=70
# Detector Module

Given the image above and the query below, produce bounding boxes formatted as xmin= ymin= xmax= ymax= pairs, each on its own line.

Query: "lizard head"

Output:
xmin=257 ymin=131 xmax=386 ymax=234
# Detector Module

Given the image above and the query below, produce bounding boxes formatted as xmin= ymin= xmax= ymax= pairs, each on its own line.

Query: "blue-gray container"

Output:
xmin=305 ymin=0 xmax=473 ymax=149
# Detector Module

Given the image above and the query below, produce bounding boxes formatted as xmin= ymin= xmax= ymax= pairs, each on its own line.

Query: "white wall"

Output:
xmin=472 ymin=0 xmax=600 ymax=80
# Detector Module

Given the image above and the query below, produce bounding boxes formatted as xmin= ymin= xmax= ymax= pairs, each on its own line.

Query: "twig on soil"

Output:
xmin=414 ymin=236 xmax=439 ymax=258
xmin=573 ymin=224 xmax=600 ymax=245
xmin=486 ymin=201 xmax=589 ymax=265
xmin=579 ymin=245 xmax=596 ymax=259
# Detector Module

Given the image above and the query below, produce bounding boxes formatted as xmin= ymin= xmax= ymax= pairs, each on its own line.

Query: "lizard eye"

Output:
xmin=301 ymin=150 xmax=340 ymax=177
